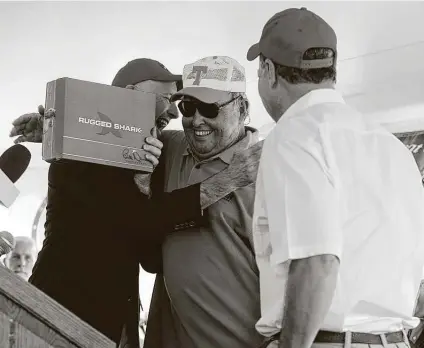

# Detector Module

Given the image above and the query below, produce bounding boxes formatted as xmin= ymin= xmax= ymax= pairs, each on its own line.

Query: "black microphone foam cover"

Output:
xmin=0 ymin=144 xmax=31 ymax=183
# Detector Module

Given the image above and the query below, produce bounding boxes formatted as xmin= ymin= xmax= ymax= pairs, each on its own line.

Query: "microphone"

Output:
xmin=0 ymin=144 xmax=31 ymax=207
xmin=0 ymin=144 xmax=31 ymax=183
xmin=0 ymin=231 xmax=15 ymax=257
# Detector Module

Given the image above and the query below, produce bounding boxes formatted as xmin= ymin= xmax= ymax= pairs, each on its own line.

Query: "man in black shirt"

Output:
xmin=10 ymin=58 xmax=261 ymax=347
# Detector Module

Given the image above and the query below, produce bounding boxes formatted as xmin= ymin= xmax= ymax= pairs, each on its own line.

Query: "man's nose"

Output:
xmin=13 ymin=261 xmax=22 ymax=269
xmin=192 ymin=110 xmax=205 ymax=128
xmin=168 ymin=103 xmax=179 ymax=119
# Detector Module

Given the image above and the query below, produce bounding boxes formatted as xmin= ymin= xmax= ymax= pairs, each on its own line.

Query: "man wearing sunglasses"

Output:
xmin=144 ymin=56 xmax=264 ymax=348
xmin=9 ymin=58 xmax=261 ymax=347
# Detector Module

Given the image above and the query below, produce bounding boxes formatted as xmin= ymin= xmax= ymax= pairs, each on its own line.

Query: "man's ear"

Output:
xmin=3 ymin=254 xmax=9 ymax=267
xmin=240 ymin=99 xmax=249 ymax=117
xmin=264 ymin=58 xmax=278 ymax=89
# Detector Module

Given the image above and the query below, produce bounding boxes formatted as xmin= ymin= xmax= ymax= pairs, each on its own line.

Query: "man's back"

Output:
xmin=255 ymin=89 xmax=424 ymax=335
xmin=324 ymin=105 xmax=424 ymax=332
xmin=31 ymin=160 xmax=143 ymax=343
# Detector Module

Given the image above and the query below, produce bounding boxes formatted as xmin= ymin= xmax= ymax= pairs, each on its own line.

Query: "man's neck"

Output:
xmin=277 ymin=83 xmax=336 ymax=121
xmin=191 ymin=127 xmax=247 ymax=163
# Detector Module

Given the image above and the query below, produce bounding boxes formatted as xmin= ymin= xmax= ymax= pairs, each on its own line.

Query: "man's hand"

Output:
xmin=10 ymin=105 xmax=54 ymax=144
xmin=142 ymin=127 xmax=163 ymax=168
xmin=200 ymin=140 xmax=264 ymax=209
xmin=134 ymin=127 xmax=163 ymax=197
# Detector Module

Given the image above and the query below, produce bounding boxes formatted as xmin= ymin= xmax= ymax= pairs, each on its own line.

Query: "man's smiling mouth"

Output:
xmin=157 ymin=118 xmax=169 ymax=129
xmin=194 ymin=130 xmax=213 ymax=137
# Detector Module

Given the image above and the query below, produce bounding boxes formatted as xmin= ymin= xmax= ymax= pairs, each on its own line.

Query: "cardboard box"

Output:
xmin=42 ymin=77 xmax=156 ymax=172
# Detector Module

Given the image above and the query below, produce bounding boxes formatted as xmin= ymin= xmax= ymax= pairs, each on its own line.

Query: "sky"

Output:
xmin=2 ymin=1 xmax=424 ymax=157
xmin=2 ymin=0 xmax=424 ymax=318
xmin=2 ymin=1 xmax=424 ymax=164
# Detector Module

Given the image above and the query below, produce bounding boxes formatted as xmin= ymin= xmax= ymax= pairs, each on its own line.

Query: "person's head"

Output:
xmin=112 ymin=58 xmax=182 ymax=132
xmin=4 ymin=236 xmax=37 ymax=281
xmin=170 ymin=56 xmax=250 ymax=161
xmin=247 ymin=7 xmax=337 ymax=122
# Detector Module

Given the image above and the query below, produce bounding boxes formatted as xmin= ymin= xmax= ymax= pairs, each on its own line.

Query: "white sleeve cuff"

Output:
xmin=271 ymin=243 xmax=342 ymax=267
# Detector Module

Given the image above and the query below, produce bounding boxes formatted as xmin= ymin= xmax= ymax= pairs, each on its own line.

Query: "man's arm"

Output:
xmin=9 ymin=110 xmax=204 ymax=238
xmin=200 ymin=140 xmax=263 ymax=209
xmin=143 ymin=184 xmax=206 ymax=239
xmin=279 ymin=255 xmax=339 ymax=348
xmin=144 ymin=141 xmax=207 ymax=237
xmin=135 ymin=134 xmax=263 ymax=209
xmin=135 ymin=134 xmax=262 ymax=271
xmin=137 ymin=184 xmax=205 ymax=274
xmin=200 ymin=174 xmax=234 ymax=210
xmin=261 ymin=139 xmax=341 ymax=348
xmin=9 ymin=111 xmax=205 ymax=272
xmin=135 ymin=140 xmax=263 ymax=273
xmin=136 ymin=150 xmax=206 ymax=273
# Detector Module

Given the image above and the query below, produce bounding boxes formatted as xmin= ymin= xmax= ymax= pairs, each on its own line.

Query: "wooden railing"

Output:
xmin=0 ymin=265 xmax=115 ymax=348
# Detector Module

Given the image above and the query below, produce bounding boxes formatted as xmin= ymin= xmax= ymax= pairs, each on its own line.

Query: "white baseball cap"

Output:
xmin=170 ymin=56 xmax=246 ymax=104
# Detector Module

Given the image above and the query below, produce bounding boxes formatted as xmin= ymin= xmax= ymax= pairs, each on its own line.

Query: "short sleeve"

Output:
xmin=261 ymin=139 xmax=342 ymax=266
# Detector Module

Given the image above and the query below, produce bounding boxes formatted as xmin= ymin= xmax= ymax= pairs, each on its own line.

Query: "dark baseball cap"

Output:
xmin=247 ymin=7 xmax=337 ymax=69
xmin=112 ymin=58 xmax=182 ymax=88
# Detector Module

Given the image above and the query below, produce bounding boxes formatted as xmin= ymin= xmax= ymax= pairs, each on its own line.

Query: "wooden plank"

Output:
xmin=0 ymin=294 xmax=78 ymax=348
xmin=0 ymin=266 xmax=114 ymax=348
xmin=14 ymin=321 xmax=54 ymax=348
xmin=0 ymin=310 xmax=11 ymax=348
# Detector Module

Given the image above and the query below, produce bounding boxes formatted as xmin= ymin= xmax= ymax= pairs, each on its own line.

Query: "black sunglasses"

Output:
xmin=178 ymin=95 xmax=241 ymax=119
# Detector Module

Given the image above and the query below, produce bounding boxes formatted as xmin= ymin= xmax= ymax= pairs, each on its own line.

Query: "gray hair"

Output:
xmin=231 ymin=92 xmax=250 ymax=120
xmin=14 ymin=236 xmax=38 ymax=253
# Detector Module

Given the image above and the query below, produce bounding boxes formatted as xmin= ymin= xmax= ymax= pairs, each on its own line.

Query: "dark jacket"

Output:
xmin=29 ymin=159 xmax=206 ymax=346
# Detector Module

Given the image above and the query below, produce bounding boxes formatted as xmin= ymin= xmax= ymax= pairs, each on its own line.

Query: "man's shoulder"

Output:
xmin=272 ymin=102 xmax=360 ymax=148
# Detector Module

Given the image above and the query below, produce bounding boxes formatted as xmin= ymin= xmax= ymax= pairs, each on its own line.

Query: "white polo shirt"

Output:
xmin=252 ymin=89 xmax=424 ymax=336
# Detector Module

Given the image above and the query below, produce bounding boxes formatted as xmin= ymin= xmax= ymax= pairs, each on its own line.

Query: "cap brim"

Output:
xmin=154 ymin=74 xmax=182 ymax=82
xmin=247 ymin=42 xmax=260 ymax=61
xmin=170 ymin=87 xmax=231 ymax=104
